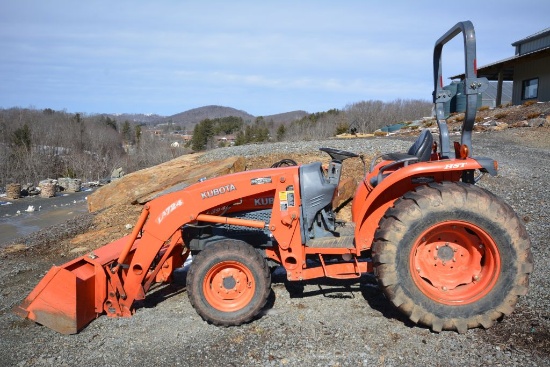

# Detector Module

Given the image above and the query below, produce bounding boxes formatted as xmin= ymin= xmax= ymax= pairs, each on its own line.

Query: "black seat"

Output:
xmin=370 ymin=129 xmax=433 ymax=186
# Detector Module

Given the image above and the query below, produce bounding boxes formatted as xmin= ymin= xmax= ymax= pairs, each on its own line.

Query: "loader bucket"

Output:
xmin=14 ymin=235 xmax=138 ymax=334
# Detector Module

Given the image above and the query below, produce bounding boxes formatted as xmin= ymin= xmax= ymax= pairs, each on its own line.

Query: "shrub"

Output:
xmin=494 ymin=112 xmax=508 ymax=119
xmin=526 ymin=112 xmax=540 ymax=119
xmin=449 ymin=114 xmax=464 ymax=123
xmin=478 ymin=106 xmax=490 ymax=111
xmin=522 ymin=100 xmax=537 ymax=107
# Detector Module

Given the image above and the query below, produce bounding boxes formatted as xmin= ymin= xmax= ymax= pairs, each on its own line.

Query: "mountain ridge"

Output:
xmin=107 ymin=105 xmax=309 ymax=126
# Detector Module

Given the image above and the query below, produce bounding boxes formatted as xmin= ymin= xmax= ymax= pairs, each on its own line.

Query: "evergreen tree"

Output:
xmin=191 ymin=119 xmax=215 ymax=151
xmin=12 ymin=124 xmax=32 ymax=151
xmin=122 ymin=120 xmax=131 ymax=142
xmin=104 ymin=116 xmax=118 ymax=131
xmin=135 ymin=125 xmax=142 ymax=145
xmin=276 ymin=124 xmax=286 ymax=141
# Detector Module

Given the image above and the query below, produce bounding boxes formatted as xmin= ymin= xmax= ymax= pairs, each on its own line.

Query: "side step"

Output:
xmin=307 ymin=223 xmax=355 ymax=249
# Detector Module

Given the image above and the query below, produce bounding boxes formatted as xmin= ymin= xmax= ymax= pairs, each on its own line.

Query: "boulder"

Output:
xmin=530 ymin=117 xmax=548 ymax=127
xmin=110 ymin=167 xmax=125 ymax=181
xmin=58 ymin=178 xmax=82 ymax=192
xmin=510 ymin=120 xmax=530 ymax=128
xmin=493 ymin=122 xmax=509 ymax=131
xmin=87 ymin=154 xmax=246 ymax=212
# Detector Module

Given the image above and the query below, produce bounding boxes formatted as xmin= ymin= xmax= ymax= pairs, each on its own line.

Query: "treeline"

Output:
xmin=189 ymin=98 xmax=432 ymax=151
xmin=190 ymin=116 xmax=275 ymax=150
xmin=0 ymin=108 xmax=181 ymax=188
xmin=278 ymin=99 xmax=432 ymax=142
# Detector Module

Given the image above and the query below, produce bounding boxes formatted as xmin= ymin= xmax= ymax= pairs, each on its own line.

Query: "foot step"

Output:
xmin=306 ymin=222 xmax=355 ymax=249
xmin=307 ymin=235 xmax=355 ymax=248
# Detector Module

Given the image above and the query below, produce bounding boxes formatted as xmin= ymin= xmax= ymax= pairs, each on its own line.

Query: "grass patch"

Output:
xmin=522 ymin=100 xmax=538 ymax=107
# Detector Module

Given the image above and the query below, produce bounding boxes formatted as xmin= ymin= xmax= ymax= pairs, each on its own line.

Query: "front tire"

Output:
xmin=372 ymin=182 xmax=532 ymax=333
xmin=187 ymin=240 xmax=271 ymax=326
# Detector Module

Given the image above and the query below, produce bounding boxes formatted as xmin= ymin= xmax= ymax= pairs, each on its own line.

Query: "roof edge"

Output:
xmin=511 ymin=27 xmax=550 ymax=46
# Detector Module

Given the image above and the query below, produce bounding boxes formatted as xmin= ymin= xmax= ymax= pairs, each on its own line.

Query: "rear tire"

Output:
xmin=187 ymin=240 xmax=271 ymax=326
xmin=372 ymin=182 xmax=532 ymax=333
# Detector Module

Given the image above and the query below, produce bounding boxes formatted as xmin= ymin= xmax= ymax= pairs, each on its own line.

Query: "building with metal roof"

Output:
xmin=452 ymin=27 xmax=550 ymax=107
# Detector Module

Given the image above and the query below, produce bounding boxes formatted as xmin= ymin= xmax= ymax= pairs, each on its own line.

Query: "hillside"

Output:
xmin=162 ymin=105 xmax=255 ymax=125
xmin=158 ymin=105 xmax=308 ymax=126
xmin=128 ymin=105 xmax=308 ymax=127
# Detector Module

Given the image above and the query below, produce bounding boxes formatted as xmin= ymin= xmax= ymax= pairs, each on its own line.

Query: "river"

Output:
xmin=0 ymin=189 xmax=94 ymax=246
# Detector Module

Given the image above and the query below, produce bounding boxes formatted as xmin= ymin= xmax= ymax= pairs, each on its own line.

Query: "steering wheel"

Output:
xmin=319 ymin=147 xmax=358 ymax=161
xmin=270 ymin=158 xmax=298 ymax=168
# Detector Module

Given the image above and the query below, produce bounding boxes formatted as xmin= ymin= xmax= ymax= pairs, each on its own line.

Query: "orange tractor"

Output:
xmin=16 ymin=21 xmax=532 ymax=334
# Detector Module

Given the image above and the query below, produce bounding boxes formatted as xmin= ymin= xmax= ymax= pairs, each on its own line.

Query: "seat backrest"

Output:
xmin=407 ymin=129 xmax=433 ymax=162
xmin=299 ymin=162 xmax=337 ymax=231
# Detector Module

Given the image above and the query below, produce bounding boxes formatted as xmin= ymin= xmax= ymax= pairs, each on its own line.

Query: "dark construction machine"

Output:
xmin=16 ymin=21 xmax=532 ymax=334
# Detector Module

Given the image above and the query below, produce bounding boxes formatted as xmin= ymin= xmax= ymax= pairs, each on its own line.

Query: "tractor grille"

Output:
xmin=185 ymin=209 xmax=273 ymax=252
xmin=216 ymin=209 xmax=272 ymax=234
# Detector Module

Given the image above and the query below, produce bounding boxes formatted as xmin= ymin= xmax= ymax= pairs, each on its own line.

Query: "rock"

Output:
xmin=57 ymin=178 xmax=81 ymax=192
xmin=110 ymin=167 xmax=125 ymax=181
xmin=87 ymin=154 xmax=246 ymax=212
xmin=510 ymin=120 xmax=530 ymax=128
xmin=493 ymin=122 xmax=509 ymax=131
xmin=529 ymin=117 xmax=548 ymax=127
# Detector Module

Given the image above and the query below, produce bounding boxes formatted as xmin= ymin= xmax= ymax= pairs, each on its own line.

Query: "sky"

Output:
xmin=1 ymin=1 xmax=548 ymax=117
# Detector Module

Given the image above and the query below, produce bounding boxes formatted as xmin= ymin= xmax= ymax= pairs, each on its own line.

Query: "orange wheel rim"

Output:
xmin=410 ymin=221 xmax=501 ymax=305
xmin=203 ymin=261 xmax=255 ymax=312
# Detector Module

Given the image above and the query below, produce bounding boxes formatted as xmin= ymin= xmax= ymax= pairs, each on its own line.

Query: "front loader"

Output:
xmin=15 ymin=21 xmax=532 ymax=334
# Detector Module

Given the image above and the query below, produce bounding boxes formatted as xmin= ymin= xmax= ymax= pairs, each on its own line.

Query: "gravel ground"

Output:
xmin=0 ymin=128 xmax=549 ymax=366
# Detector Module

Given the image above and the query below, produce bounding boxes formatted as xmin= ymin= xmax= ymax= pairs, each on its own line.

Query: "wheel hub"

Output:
xmin=410 ymin=221 xmax=500 ymax=304
xmin=437 ymin=244 xmax=454 ymax=262
xmin=223 ymin=275 xmax=236 ymax=290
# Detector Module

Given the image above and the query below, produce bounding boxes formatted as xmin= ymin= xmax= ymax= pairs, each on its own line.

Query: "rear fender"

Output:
xmin=352 ymin=158 xmax=486 ymax=250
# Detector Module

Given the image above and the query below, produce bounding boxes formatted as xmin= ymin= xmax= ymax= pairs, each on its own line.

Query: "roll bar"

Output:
xmin=432 ymin=21 xmax=488 ymax=158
